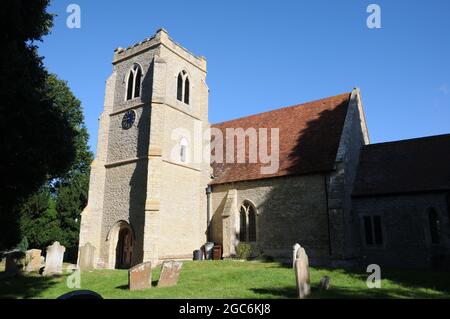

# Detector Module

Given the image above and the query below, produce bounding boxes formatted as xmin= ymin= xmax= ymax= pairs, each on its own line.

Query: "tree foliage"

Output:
xmin=0 ymin=1 xmax=90 ymax=251
xmin=0 ymin=0 xmax=75 ymax=248
xmin=18 ymin=75 xmax=93 ymax=258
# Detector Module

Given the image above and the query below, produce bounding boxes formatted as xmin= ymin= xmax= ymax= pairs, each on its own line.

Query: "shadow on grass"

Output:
xmin=311 ymin=267 xmax=450 ymax=299
xmin=0 ymin=272 xmax=61 ymax=299
xmin=115 ymin=284 xmax=129 ymax=290
xmin=251 ymin=287 xmax=297 ymax=298
xmin=328 ymin=267 xmax=450 ymax=296
xmin=311 ymin=286 xmax=446 ymax=299
xmin=380 ymin=269 xmax=450 ymax=295
xmin=252 ymin=284 xmax=449 ymax=299
xmin=115 ymin=280 xmax=159 ymax=290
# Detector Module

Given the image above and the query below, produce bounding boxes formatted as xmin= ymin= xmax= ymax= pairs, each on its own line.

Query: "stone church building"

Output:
xmin=79 ymin=29 xmax=450 ymax=269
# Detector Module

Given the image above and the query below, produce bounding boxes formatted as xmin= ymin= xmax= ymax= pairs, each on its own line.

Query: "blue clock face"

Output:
xmin=122 ymin=110 xmax=136 ymax=130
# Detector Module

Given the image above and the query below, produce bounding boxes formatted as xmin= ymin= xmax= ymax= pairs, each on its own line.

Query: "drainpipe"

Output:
xmin=206 ymin=185 xmax=212 ymax=242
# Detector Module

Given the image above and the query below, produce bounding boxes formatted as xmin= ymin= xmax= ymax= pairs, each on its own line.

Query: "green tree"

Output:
xmin=18 ymin=187 xmax=63 ymax=250
xmin=48 ymin=74 xmax=93 ymax=259
xmin=17 ymin=75 xmax=93 ymax=260
xmin=0 ymin=0 xmax=77 ymax=249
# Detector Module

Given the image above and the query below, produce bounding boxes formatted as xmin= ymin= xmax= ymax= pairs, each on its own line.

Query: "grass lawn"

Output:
xmin=0 ymin=260 xmax=449 ymax=299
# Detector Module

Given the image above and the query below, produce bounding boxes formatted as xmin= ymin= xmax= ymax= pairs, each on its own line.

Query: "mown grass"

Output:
xmin=0 ymin=260 xmax=449 ymax=299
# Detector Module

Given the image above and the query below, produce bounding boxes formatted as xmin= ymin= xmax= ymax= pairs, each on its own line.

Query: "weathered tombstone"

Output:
xmin=79 ymin=243 xmax=95 ymax=271
xmin=128 ymin=262 xmax=152 ymax=291
xmin=157 ymin=261 xmax=183 ymax=288
xmin=320 ymin=276 xmax=331 ymax=291
xmin=43 ymin=242 xmax=66 ymax=276
xmin=292 ymin=243 xmax=301 ymax=268
xmin=4 ymin=251 xmax=25 ymax=276
xmin=294 ymin=246 xmax=311 ymax=299
xmin=25 ymin=249 xmax=42 ymax=273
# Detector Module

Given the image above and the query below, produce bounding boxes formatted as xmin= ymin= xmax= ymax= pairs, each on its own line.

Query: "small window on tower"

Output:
xmin=176 ymin=70 xmax=191 ymax=105
xmin=134 ymin=66 xmax=142 ymax=98
xmin=126 ymin=64 xmax=142 ymax=101
xmin=184 ymin=77 xmax=190 ymax=105
xmin=127 ymin=71 xmax=134 ymax=100
xmin=177 ymin=73 xmax=183 ymax=101
xmin=180 ymin=138 xmax=188 ymax=163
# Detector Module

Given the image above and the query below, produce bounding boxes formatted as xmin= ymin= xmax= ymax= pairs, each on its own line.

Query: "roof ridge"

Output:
xmin=364 ymin=133 xmax=450 ymax=148
xmin=212 ymin=92 xmax=351 ymax=126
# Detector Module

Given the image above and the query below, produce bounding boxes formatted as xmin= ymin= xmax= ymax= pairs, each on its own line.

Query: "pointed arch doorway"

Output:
xmin=107 ymin=221 xmax=134 ymax=269
xmin=116 ymin=226 xmax=133 ymax=269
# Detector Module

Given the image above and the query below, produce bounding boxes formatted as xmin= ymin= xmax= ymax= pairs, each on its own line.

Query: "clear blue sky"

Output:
xmin=38 ymin=0 xmax=450 ymax=154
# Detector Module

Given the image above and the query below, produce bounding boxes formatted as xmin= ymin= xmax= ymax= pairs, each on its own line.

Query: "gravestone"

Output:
xmin=294 ymin=246 xmax=311 ymax=299
xmin=292 ymin=243 xmax=301 ymax=268
xmin=320 ymin=276 xmax=331 ymax=291
xmin=4 ymin=251 xmax=25 ymax=276
xmin=79 ymin=243 xmax=95 ymax=271
xmin=157 ymin=261 xmax=183 ymax=288
xmin=128 ymin=262 xmax=152 ymax=291
xmin=43 ymin=242 xmax=66 ymax=276
xmin=25 ymin=249 xmax=42 ymax=273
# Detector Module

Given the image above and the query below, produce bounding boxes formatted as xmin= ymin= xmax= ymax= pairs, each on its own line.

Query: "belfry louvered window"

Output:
xmin=176 ymin=70 xmax=190 ymax=105
xmin=126 ymin=64 xmax=142 ymax=100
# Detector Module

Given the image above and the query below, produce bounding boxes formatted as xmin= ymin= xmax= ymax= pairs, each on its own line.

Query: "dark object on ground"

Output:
xmin=57 ymin=290 xmax=103 ymax=299
xmin=193 ymin=249 xmax=203 ymax=260
xmin=319 ymin=276 xmax=331 ymax=290
xmin=213 ymin=245 xmax=222 ymax=260
xmin=203 ymin=242 xmax=214 ymax=260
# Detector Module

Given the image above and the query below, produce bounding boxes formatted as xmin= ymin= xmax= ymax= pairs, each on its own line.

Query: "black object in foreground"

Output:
xmin=57 ymin=290 xmax=103 ymax=300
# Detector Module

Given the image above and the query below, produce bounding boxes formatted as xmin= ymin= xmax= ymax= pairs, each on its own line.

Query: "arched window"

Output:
xmin=184 ymin=77 xmax=190 ymax=105
xmin=126 ymin=64 xmax=142 ymax=101
xmin=180 ymin=138 xmax=188 ymax=163
xmin=238 ymin=202 xmax=257 ymax=242
xmin=239 ymin=207 xmax=247 ymax=242
xmin=428 ymin=208 xmax=440 ymax=245
xmin=134 ymin=66 xmax=142 ymax=98
xmin=176 ymin=70 xmax=190 ymax=105
xmin=248 ymin=206 xmax=257 ymax=242
xmin=177 ymin=73 xmax=183 ymax=101
xmin=127 ymin=71 xmax=134 ymax=100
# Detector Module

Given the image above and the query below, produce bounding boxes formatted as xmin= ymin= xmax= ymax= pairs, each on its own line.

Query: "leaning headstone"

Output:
xmin=128 ymin=262 xmax=152 ymax=291
xmin=79 ymin=243 xmax=95 ymax=271
xmin=25 ymin=249 xmax=42 ymax=273
xmin=157 ymin=261 xmax=183 ymax=288
xmin=319 ymin=276 xmax=331 ymax=291
xmin=43 ymin=242 xmax=65 ymax=276
xmin=292 ymin=243 xmax=301 ymax=268
xmin=294 ymin=246 xmax=310 ymax=299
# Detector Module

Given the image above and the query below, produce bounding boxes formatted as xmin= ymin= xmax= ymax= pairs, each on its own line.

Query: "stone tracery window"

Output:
xmin=176 ymin=70 xmax=190 ymax=105
xmin=239 ymin=202 xmax=257 ymax=242
xmin=126 ymin=64 xmax=142 ymax=101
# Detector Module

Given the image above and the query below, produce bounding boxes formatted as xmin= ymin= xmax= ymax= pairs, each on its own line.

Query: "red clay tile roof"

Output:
xmin=353 ymin=134 xmax=450 ymax=197
xmin=210 ymin=93 xmax=351 ymax=185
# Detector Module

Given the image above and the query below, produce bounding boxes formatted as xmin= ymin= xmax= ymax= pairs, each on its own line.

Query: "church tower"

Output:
xmin=79 ymin=29 xmax=211 ymax=269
